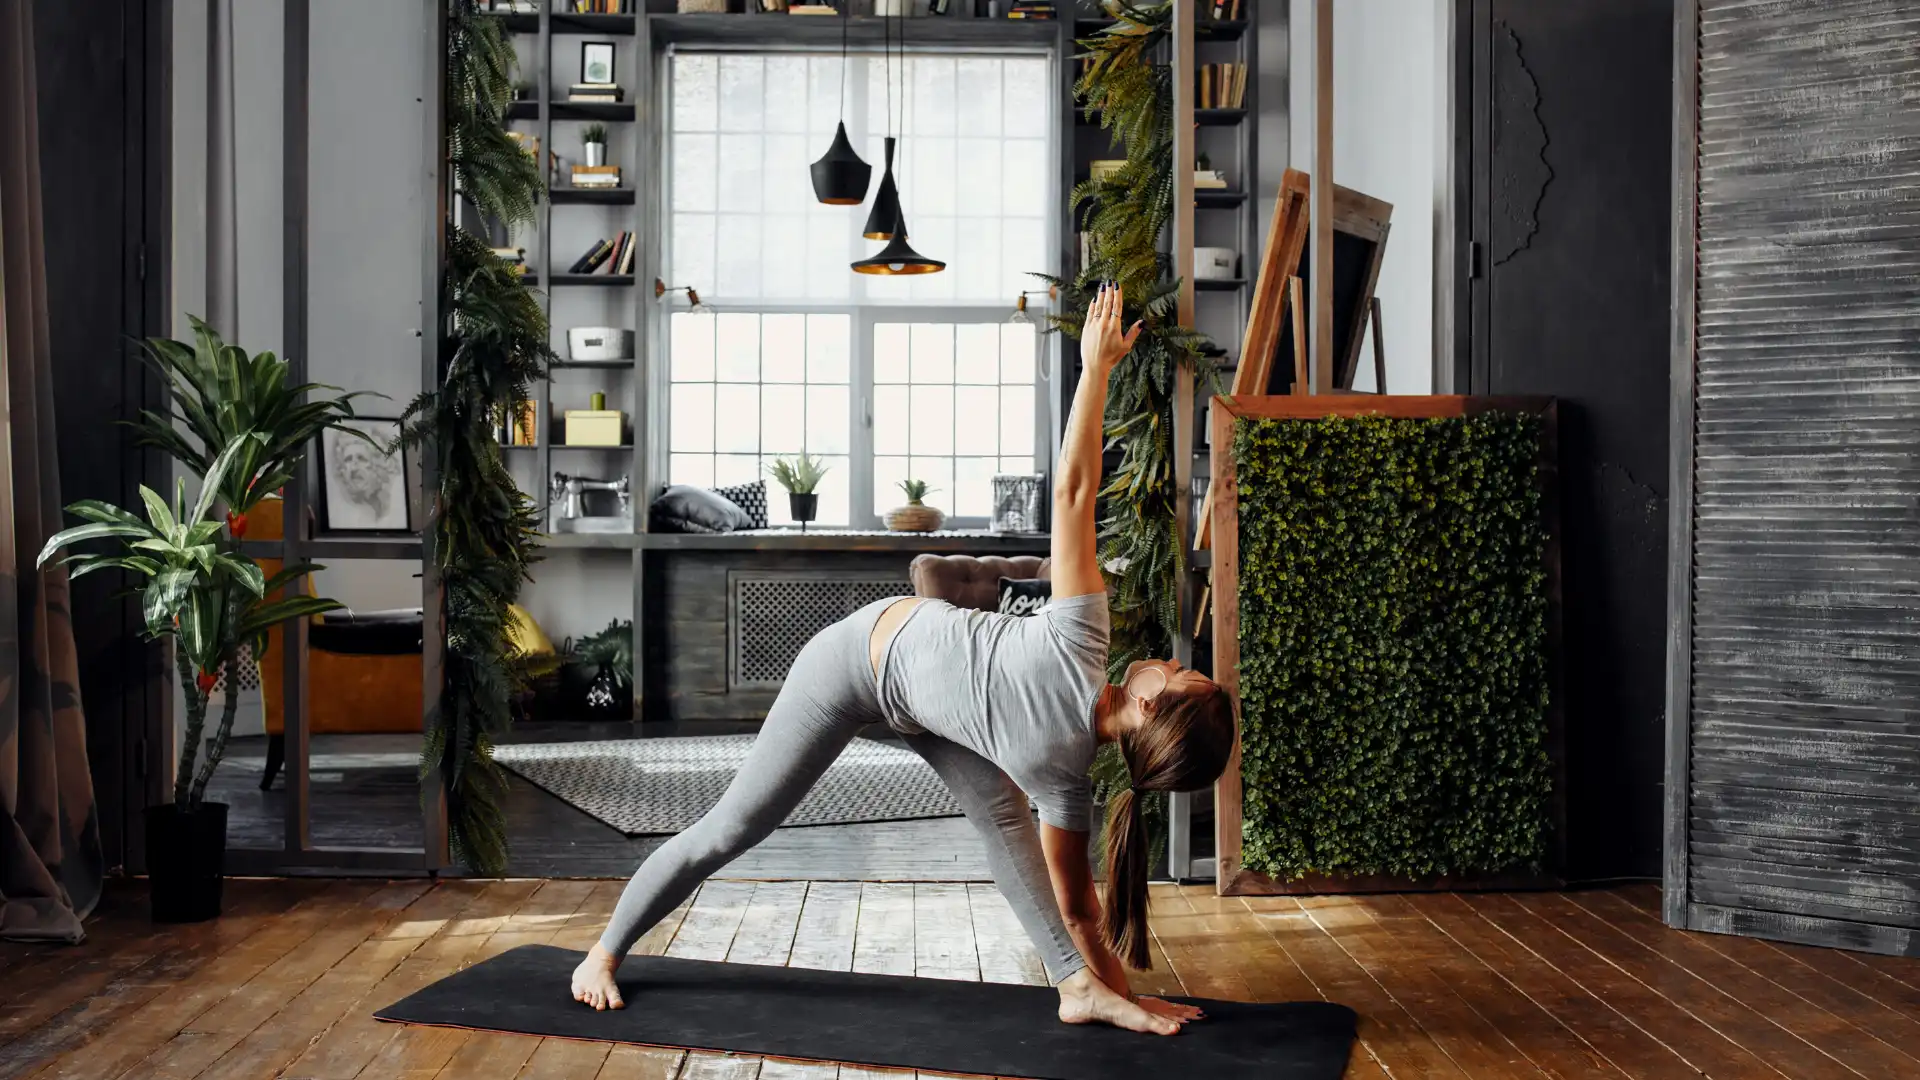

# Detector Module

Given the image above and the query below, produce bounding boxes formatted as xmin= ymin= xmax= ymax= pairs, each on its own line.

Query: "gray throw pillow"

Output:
xmin=649 ymin=484 xmax=752 ymax=534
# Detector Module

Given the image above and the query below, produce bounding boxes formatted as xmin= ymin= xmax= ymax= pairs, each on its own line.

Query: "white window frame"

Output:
xmin=656 ymin=44 xmax=1061 ymax=532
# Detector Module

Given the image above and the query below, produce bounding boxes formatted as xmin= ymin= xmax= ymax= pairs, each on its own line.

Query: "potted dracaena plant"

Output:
xmin=39 ymin=438 xmax=344 ymax=921
xmin=58 ymin=316 xmax=371 ymax=921
xmin=885 ymin=478 xmax=944 ymax=533
xmin=768 ymin=452 xmax=829 ymax=531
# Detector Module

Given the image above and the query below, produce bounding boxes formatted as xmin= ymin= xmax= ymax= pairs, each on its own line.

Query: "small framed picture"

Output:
xmin=581 ymin=41 xmax=616 ymax=86
xmin=318 ymin=418 xmax=413 ymax=534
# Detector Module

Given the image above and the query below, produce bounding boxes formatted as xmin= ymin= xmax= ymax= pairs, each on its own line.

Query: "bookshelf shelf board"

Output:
xmin=490 ymin=16 xmax=640 ymax=44
xmin=1082 ymin=108 xmax=1246 ymax=128
xmin=551 ymin=358 xmax=637 ymax=370
xmin=555 ymin=443 xmax=635 ymax=451
xmin=543 ymin=532 xmax=640 ymax=550
xmin=1195 ymin=277 xmax=1248 ymax=291
xmin=652 ymin=13 xmax=1055 ymax=50
xmin=551 ymin=101 xmax=637 ymax=122
xmin=550 ymin=273 xmax=635 ymax=287
xmin=502 ymin=444 xmax=538 ymax=451
xmin=1195 ymin=189 xmax=1247 ymax=208
xmin=1075 ymin=17 xmax=1246 ymax=41
xmin=488 ymin=13 xmax=539 ymax=34
xmin=1196 ymin=108 xmax=1247 ymax=127
xmin=551 ymin=187 xmax=637 ymax=205
xmin=551 ymin=12 xmax=637 ymax=36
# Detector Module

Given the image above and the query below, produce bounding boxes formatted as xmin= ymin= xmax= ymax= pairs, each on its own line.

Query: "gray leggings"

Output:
xmin=598 ymin=598 xmax=1087 ymax=985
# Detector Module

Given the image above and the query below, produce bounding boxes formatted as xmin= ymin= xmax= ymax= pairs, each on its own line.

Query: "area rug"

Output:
xmin=375 ymin=945 xmax=1358 ymax=1080
xmin=492 ymin=735 xmax=962 ymax=835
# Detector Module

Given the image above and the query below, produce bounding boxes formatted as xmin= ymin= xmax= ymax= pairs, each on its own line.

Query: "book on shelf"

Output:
xmin=567 ymin=93 xmax=624 ymax=103
xmin=567 ymin=238 xmax=606 ymax=274
xmin=788 ymin=4 xmax=839 ymax=13
xmin=1208 ymin=0 xmax=1243 ymax=18
xmin=1007 ymin=2 xmax=1057 ymax=18
xmin=568 ymin=0 xmax=632 ymax=12
xmin=1198 ymin=63 xmax=1247 ymax=109
xmin=568 ymin=232 xmax=632 ymax=276
xmin=568 ymin=82 xmax=623 ymax=100
xmin=570 ymin=163 xmax=622 ymax=187
xmin=1194 ymin=171 xmax=1228 ymax=190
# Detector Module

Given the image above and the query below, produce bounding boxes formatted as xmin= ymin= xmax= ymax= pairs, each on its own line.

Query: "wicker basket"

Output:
xmin=885 ymin=503 xmax=946 ymax=533
xmin=678 ymin=0 xmax=728 ymax=12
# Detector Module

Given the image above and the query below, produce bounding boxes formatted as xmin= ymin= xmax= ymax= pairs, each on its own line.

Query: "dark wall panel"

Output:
xmin=34 ymin=0 xmax=166 ymax=871
xmin=1473 ymin=0 xmax=1674 ymax=880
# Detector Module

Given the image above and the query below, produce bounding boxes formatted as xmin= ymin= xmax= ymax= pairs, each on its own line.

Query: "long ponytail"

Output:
xmin=1098 ymin=679 xmax=1237 ymax=970
xmin=1100 ymin=785 xmax=1152 ymax=969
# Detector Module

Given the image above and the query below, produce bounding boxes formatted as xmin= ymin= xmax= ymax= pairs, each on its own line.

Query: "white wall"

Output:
xmin=1277 ymin=0 xmax=1447 ymax=395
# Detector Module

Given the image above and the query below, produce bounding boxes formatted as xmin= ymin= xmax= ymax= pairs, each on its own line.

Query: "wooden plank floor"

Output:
xmin=5 ymin=879 xmax=1918 ymax=1078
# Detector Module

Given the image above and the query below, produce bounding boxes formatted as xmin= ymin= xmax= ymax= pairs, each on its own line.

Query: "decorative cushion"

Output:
xmin=650 ymin=484 xmax=752 ymax=534
xmin=712 ymin=479 xmax=770 ymax=529
xmin=996 ymin=577 xmax=1052 ymax=617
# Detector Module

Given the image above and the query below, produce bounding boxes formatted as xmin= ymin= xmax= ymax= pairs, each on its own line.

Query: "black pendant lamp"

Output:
xmin=809 ymin=4 xmax=870 ymax=205
xmin=852 ymin=6 xmax=943 ymax=274
xmin=862 ymin=138 xmax=902 ymax=240
xmin=852 ymin=212 xmax=947 ymax=276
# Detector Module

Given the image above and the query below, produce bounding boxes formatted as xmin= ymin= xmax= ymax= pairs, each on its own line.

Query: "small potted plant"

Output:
xmin=565 ymin=618 xmax=633 ymax=718
xmin=885 ymin=479 xmax=944 ymax=532
xmin=768 ymin=452 xmax=828 ymax=531
xmin=581 ymin=122 xmax=608 ymax=168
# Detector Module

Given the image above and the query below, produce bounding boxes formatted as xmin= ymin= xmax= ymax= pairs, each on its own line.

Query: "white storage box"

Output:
xmin=1194 ymin=247 xmax=1238 ymax=280
xmin=566 ymin=327 xmax=634 ymax=363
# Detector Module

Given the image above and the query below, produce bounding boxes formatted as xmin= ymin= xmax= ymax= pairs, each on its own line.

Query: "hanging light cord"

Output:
xmin=837 ymin=0 xmax=848 ymax=119
xmin=883 ymin=5 xmax=893 ymax=141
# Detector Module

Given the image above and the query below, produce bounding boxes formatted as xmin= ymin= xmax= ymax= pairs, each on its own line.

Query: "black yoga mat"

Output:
xmin=374 ymin=944 xmax=1356 ymax=1080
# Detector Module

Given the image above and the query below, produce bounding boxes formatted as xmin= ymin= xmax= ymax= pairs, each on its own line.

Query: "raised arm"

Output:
xmin=1052 ymin=284 xmax=1140 ymax=599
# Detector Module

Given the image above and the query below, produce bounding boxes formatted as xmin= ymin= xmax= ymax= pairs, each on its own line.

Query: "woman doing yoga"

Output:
xmin=571 ymin=284 xmax=1236 ymax=1035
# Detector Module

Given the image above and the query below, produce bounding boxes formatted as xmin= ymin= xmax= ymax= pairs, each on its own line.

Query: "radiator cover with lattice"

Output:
xmin=728 ymin=571 xmax=913 ymax=690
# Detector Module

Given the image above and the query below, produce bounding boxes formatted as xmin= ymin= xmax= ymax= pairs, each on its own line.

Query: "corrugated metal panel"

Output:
xmin=1686 ymin=0 xmax=1920 ymax=948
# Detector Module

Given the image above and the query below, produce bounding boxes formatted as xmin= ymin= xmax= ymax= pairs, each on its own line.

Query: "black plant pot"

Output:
xmin=788 ymin=492 xmax=818 ymax=531
xmin=585 ymin=669 xmax=633 ymax=718
xmin=144 ymin=802 xmax=228 ymax=923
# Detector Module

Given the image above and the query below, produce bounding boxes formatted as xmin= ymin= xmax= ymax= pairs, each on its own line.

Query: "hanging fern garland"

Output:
xmin=1036 ymin=2 xmax=1217 ymax=858
xmin=403 ymin=0 xmax=554 ymax=873
xmin=1041 ymin=2 xmax=1213 ymax=672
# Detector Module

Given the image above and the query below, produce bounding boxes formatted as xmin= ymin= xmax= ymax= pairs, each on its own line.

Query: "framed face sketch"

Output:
xmin=581 ymin=41 xmax=616 ymax=86
xmin=318 ymin=418 xmax=413 ymax=533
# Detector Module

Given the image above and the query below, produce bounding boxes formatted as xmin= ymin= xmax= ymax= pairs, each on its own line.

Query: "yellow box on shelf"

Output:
xmin=563 ymin=410 xmax=625 ymax=446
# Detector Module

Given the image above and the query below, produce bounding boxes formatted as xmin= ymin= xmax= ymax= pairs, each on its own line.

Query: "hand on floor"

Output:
xmin=571 ymin=944 xmax=626 ymax=1011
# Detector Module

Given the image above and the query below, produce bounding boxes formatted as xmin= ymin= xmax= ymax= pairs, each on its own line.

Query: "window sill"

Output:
xmin=639 ymin=529 xmax=1050 ymax=553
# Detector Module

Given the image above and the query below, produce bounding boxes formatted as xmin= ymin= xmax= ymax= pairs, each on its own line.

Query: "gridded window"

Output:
xmin=669 ymin=52 xmax=1051 ymax=304
xmin=669 ymin=311 xmax=852 ymax=527
xmin=872 ymin=321 xmax=1037 ymax=520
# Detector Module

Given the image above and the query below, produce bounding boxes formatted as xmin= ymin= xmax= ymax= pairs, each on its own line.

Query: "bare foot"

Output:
xmin=570 ymin=944 xmax=626 ymax=1011
xmin=1056 ymin=970 xmax=1181 ymax=1035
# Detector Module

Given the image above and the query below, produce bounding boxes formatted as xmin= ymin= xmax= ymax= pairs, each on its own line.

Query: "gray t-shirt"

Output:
xmin=876 ymin=592 xmax=1108 ymax=831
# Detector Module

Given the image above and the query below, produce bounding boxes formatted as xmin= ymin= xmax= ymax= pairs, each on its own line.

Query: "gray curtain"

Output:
xmin=0 ymin=0 xmax=105 ymax=945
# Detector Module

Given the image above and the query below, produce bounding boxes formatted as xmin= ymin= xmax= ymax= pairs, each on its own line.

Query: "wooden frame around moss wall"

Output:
xmin=1209 ymin=394 xmax=1566 ymax=896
